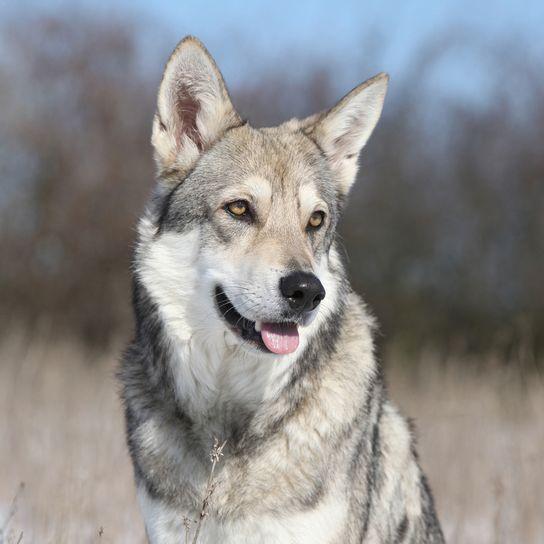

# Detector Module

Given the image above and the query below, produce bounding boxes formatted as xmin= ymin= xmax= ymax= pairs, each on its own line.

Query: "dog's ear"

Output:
xmin=152 ymin=36 xmax=241 ymax=177
xmin=306 ymin=73 xmax=388 ymax=196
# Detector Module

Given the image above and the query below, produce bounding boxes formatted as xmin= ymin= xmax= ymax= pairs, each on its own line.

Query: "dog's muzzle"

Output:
xmin=214 ymin=285 xmax=304 ymax=355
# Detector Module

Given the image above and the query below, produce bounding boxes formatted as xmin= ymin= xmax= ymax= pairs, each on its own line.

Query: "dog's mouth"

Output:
xmin=215 ymin=286 xmax=299 ymax=355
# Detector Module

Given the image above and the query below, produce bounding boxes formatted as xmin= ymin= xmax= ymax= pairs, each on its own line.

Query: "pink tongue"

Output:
xmin=260 ymin=322 xmax=299 ymax=355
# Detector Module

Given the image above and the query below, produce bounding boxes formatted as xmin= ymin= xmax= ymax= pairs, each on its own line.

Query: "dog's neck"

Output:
xmin=164 ymin=325 xmax=297 ymax=422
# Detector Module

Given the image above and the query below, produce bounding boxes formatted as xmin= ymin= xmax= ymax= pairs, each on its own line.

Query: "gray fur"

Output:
xmin=119 ymin=36 xmax=444 ymax=543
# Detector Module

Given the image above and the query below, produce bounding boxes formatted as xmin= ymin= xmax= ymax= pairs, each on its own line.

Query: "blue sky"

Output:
xmin=2 ymin=0 xmax=543 ymax=103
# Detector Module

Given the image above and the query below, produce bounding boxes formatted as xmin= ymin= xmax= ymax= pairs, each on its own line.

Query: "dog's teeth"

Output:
xmin=255 ymin=320 xmax=262 ymax=332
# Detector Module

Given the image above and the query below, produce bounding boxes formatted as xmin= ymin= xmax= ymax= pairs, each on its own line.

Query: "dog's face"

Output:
xmin=138 ymin=37 xmax=387 ymax=356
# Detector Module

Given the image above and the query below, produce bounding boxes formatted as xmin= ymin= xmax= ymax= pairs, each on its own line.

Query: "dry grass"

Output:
xmin=1 ymin=333 xmax=542 ymax=543
xmin=0 ymin=334 xmax=144 ymax=543
xmin=387 ymin=349 xmax=544 ymax=543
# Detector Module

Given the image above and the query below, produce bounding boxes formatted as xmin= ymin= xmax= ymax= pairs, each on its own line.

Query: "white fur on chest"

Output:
xmin=138 ymin=484 xmax=346 ymax=544
xmin=136 ymin=223 xmax=353 ymax=543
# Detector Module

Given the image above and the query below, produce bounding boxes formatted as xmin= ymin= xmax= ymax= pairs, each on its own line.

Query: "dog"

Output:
xmin=119 ymin=36 xmax=444 ymax=543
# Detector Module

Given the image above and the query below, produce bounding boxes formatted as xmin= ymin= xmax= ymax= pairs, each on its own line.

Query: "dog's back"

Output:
xmin=120 ymin=36 xmax=444 ymax=543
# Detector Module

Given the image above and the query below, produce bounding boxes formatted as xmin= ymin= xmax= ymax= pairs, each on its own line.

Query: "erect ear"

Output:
xmin=152 ymin=36 xmax=241 ymax=177
xmin=306 ymin=73 xmax=388 ymax=196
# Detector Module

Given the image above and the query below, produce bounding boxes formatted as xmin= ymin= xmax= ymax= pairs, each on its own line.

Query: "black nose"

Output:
xmin=280 ymin=272 xmax=326 ymax=313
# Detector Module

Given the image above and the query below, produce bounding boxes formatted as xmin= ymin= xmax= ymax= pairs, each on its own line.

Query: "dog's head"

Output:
xmin=137 ymin=37 xmax=387 ymax=356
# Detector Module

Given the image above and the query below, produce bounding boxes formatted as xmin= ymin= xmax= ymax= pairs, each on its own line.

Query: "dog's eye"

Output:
xmin=308 ymin=211 xmax=325 ymax=229
xmin=225 ymin=200 xmax=249 ymax=218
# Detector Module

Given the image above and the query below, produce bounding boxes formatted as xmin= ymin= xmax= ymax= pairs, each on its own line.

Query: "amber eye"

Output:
xmin=226 ymin=200 xmax=249 ymax=218
xmin=308 ymin=211 xmax=325 ymax=229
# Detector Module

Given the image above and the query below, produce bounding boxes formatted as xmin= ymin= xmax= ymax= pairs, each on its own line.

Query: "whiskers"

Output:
xmin=194 ymin=282 xmax=261 ymax=327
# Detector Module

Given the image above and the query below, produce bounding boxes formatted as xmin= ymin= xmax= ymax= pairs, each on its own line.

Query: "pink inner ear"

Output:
xmin=175 ymin=91 xmax=203 ymax=150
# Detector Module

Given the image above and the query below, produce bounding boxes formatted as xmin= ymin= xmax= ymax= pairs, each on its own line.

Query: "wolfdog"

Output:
xmin=120 ymin=36 xmax=444 ymax=543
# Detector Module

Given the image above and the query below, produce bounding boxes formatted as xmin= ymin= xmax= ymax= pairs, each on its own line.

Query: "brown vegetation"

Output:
xmin=0 ymin=13 xmax=542 ymax=355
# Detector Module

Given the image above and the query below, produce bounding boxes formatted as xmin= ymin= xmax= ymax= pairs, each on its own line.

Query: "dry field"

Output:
xmin=1 ymin=333 xmax=542 ymax=543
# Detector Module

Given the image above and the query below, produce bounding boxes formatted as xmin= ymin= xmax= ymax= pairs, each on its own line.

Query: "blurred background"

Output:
xmin=0 ymin=0 xmax=542 ymax=542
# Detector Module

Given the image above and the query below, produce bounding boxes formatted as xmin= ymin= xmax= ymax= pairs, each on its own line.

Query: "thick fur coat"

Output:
xmin=119 ymin=36 xmax=444 ymax=543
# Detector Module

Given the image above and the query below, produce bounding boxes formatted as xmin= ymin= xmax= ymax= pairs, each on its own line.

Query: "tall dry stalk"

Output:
xmin=0 ymin=483 xmax=24 ymax=544
xmin=182 ymin=438 xmax=226 ymax=544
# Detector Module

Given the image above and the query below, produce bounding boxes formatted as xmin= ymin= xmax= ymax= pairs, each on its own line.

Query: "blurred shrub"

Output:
xmin=0 ymin=15 xmax=155 ymax=345
xmin=0 ymin=13 xmax=542 ymax=358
